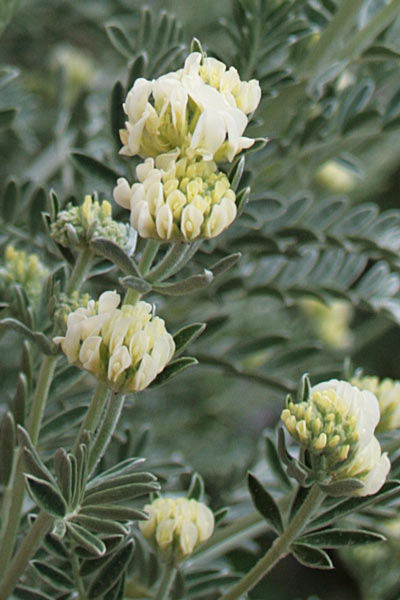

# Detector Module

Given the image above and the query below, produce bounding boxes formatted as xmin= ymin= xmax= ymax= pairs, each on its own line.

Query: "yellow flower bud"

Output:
xmin=139 ymin=496 xmax=214 ymax=564
xmin=352 ymin=375 xmax=400 ymax=431
xmin=1 ymin=245 xmax=48 ymax=303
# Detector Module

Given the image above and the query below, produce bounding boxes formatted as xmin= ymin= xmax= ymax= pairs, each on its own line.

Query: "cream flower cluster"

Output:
xmin=281 ymin=379 xmax=390 ymax=496
xmin=53 ymin=291 xmax=175 ymax=392
xmin=352 ymin=375 xmax=400 ymax=432
xmin=139 ymin=496 xmax=214 ymax=562
xmin=1 ymin=245 xmax=48 ymax=303
xmin=51 ymin=195 xmax=129 ymax=248
xmin=119 ymin=52 xmax=261 ymax=163
xmin=114 ymin=152 xmax=236 ymax=241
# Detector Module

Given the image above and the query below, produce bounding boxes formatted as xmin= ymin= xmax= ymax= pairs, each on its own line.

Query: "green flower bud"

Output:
xmin=281 ymin=379 xmax=390 ymax=496
xmin=139 ymin=496 xmax=214 ymax=564
xmin=51 ymin=195 xmax=130 ymax=249
xmin=352 ymin=375 xmax=400 ymax=432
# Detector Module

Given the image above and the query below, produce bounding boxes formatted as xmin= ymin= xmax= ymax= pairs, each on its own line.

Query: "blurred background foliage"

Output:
xmin=2 ymin=0 xmax=400 ymax=598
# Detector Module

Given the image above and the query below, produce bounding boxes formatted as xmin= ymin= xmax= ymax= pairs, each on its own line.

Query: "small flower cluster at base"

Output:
xmin=139 ymin=496 xmax=214 ymax=563
xmin=0 ymin=245 xmax=48 ymax=302
xmin=351 ymin=375 xmax=400 ymax=432
xmin=53 ymin=290 xmax=92 ymax=331
xmin=119 ymin=52 xmax=261 ymax=163
xmin=51 ymin=195 xmax=130 ymax=248
xmin=114 ymin=152 xmax=237 ymax=241
xmin=53 ymin=291 xmax=175 ymax=392
xmin=281 ymin=379 xmax=390 ymax=496
xmin=300 ymin=298 xmax=353 ymax=349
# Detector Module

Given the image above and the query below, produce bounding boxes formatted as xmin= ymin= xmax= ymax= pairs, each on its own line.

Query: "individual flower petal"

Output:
xmin=107 ymin=345 xmax=131 ymax=383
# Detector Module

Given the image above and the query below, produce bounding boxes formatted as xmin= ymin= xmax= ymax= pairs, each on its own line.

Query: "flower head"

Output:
xmin=139 ymin=496 xmax=214 ymax=563
xmin=0 ymin=245 xmax=48 ymax=303
xmin=119 ymin=52 xmax=261 ymax=163
xmin=114 ymin=152 xmax=237 ymax=241
xmin=301 ymin=298 xmax=353 ymax=349
xmin=281 ymin=379 xmax=390 ymax=496
xmin=51 ymin=195 xmax=130 ymax=249
xmin=352 ymin=375 xmax=400 ymax=432
xmin=53 ymin=291 xmax=175 ymax=392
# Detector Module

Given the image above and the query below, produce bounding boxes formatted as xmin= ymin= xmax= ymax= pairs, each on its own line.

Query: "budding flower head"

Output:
xmin=139 ymin=496 xmax=214 ymax=563
xmin=119 ymin=52 xmax=261 ymax=164
xmin=281 ymin=379 xmax=390 ymax=496
xmin=114 ymin=152 xmax=237 ymax=242
xmin=352 ymin=375 xmax=400 ymax=432
xmin=53 ymin=291 xmax=175 ymax=392
xmin=51 ymin=195 xmax=130 ymax=249
xmin=0 ymin=245 xmax=48 ymax=303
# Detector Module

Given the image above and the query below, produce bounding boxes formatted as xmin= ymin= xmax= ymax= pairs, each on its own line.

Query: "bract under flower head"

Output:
xmin=352 ymin=375 xmax=400 ymax=432
xmin=113 ymin=152 xmax=237 ymax=242
xmin=119 ymin=52 xmax=261 ymax=163
xmin=139 ymin=496 xmax=214 ymax=563
xmin=281 ymin=379 xmax=390 ymax=496
xmin=53 ymin=291 xmax=175 ymax=392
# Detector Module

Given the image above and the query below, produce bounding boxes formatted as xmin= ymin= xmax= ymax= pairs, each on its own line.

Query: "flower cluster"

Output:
xmin=281 ymin=379 xmax=390 ymax=496
xmin=53 ymin=291 xmax=175 ymax=392
xmin=51 ymin=195 xmax=130 ymax=249
xmin=139 ymin=496 xmax=214 ymax=562
xmin=352 ymin=375 xmax=400 ymax=432
xmin=114 ymin=152 xmax=236 ymax=241
xmin=119 ymin=52 xmax=261 ymax=163
xmin=300 ymin=298 xmax=353 ymax=349
xmin=0 ymin=245 xmax=48 ymax=302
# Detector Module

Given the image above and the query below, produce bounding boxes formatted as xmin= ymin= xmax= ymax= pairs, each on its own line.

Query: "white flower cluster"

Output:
xmin=114 ymin=152 xmax=236 ymax=241
xmin=139 ymin=496 xmax=214 ymax=562
xmin=352 ymin=375 xmax=400 ymax=432
xmin=119 ymin=52 xmax=261 ymax=163
xmin=53 ymin=291 xmax=175 ymax=392
xmin=281 ymin=379 xmax=390 ymax=496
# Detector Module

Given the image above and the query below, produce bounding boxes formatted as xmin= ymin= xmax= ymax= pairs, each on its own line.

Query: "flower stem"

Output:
xmin=0 ymin=354 xmax=57 ymax=578
xmin=220 ymin=484 xmax=325 ymax=600
xmin=72 ymin=381 xmax=109 ymax=454
xmin=88 ymin=392 xmax=126 ymax=476
xmin=140 ymin=240 xmax=160 ymax=277
xmin=66 ymin=245 xmax=93 ymax=295
xmin=154 ymin=563 xmax=177 ymax=600
xmin=0 ymin=511 xmax=54 ymax=600
xmin=71 ymin=552 xmax=86 ymax=599
xmin=147 ymin=241 xmax=202 ymax=283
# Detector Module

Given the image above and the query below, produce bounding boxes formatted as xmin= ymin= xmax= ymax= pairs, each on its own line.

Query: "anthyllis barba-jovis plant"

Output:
xmin=2 ymin=2 xmax=400 ymax=599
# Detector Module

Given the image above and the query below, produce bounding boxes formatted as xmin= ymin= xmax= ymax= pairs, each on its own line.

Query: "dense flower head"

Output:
xmin=114 ymin=151 xmax=237 ymax=241
xmin=281 ymin=379 xmax=390 ymax=496
xmin=0 ymin=245 xmax=48 ymax=302
xmin=119 ymin=52 xmax=261 ymax=163
xmin=139 ymin=496 xmax=214 ymax=562
xmin=352 ymin=375 xmax=400 ymax=432
xmin=53 ymin=291 xmax=175 ymax=392
xmin=301 ymin=298 xmax=353 ymax=349
xmin=51 ymin=195 xmax=130 ymax=248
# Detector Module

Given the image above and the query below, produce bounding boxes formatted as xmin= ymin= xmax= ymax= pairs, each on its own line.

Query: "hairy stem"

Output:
xmin=154 ymin=563 xmax=177 ymax=600
xmin=71 ymin=552 xmax=86 ymax=599
xmin=0 ymin=512 xmax=54 ymax=600
xmin=220 ymin=484 xmax=324 ymax=599
xmin=140 ymin=239 xmax=160 ymax=276
xmin=147 ymin=241 xmax=202 ymax=283
xmin=72 ymin=381 xmax=109 ymax=454
xmin=66 ymin=245 xmax=93 ymax=295
xmin=88 ymin=392 xmax=126 ymax=476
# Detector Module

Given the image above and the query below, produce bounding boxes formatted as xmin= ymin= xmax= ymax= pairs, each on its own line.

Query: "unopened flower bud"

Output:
xmin=51 ymin=195 xmax=130 ymax=249
xmin=53 ymin=291 xmax=175 ymax=392
xmin=281 ymin=379 xmax=390 ymax=496
xmin=0 ymin=245 xmax=48 ymax=303
xmin=139 ymin=496 xmax=214 ymax=563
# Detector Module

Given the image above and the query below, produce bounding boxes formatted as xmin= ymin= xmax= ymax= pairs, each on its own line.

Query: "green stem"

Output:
xmin=72 ymin=381 xmax=109 ymax=454
xmin=88 ymin=392 xmax=126 ymax=476
xmin=220 ymin=484 xmax=325 ymax=600
xmin=147 ymin=241 xmax=200 ymax=283
xmin=66 ymin=245 xmax=93 ymax=295
xmin=154 ymin=563 xmax=177 ymax=600
xmin=140 ymin=240 xmax=160 ymax=277
xmin=71 ymin=552 xmax=86 ymax=599
xmin=0 ymin=512 xmax=54 ymax=600
xmin=0 ymin=354 xmax=57 ymax=578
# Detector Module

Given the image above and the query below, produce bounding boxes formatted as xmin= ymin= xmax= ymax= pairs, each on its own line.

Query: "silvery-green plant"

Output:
xmin=1 ymin=2 xmax=400 ymax=600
